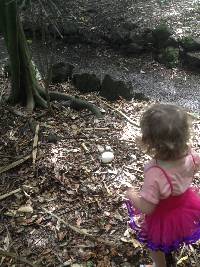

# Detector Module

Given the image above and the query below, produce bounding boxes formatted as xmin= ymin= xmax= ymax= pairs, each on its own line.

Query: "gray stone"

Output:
xmin=180 ymin=37 xmax=200 ymax=52
xmin=62 ymin=21 xmax=79 ymax=35
xmin=73 ymin=73 xmax=101 ymax=92
xmin=133 ymin=92 xmax=149 ymax=101
xmin=183 ymin=52 xmax=200 ymax=71
xmin=100 ymin=74 xmax=134 ymax=101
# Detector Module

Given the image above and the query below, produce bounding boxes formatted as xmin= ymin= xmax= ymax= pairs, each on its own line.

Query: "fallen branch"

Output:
xmin=32 ymin=124 xmax=40 ymax=166
xmin=0 ymin=154 xmax=31 ymax=175
xmin=42 ymin=208 xmax=117 ymax=247
xmin=84 ymin=127 xmax=111 ymax=131
xmin=98 ymin=98 xmax=139 ymax=127
xmin=48 ymin=91 xmax=103 ymax=118
xmin=81 ymin=142 xmax=89 ymax=153
xmin=0 ymin=188 xmax=21 ymax=201
xmin=0 ymin=249 xmax=38 ymax=267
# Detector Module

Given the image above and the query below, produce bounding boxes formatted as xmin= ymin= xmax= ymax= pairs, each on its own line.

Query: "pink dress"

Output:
xmin=126 ymin=152 xmax=200 ymax=253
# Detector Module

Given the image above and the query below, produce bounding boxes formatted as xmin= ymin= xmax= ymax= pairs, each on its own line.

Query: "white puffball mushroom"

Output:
xmin=101 ymin=151 xmax=114 ymax=163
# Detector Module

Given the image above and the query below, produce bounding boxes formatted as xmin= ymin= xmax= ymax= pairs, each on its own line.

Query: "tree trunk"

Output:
xmin=0 ymin=0 xmax=47 ymax=111
xmin=0 ymin=0 xmax=102 ymax=117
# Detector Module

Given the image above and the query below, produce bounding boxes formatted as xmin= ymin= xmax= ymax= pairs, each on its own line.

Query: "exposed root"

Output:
xmin=49 ymin=91 xmax=103 ymax=117
xmin=34 ymin=89 xmax=48 ymax=108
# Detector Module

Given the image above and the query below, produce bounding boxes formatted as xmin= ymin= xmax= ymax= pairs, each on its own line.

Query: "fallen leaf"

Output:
xmin=76 ymin=217 xmax=82 ymax=227
xmin=177 ymin=255 xmax=188 ymax=265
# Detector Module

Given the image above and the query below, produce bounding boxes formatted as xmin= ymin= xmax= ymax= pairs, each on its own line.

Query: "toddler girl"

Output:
xmin=125 ymin=103 xmax=200 ymax=267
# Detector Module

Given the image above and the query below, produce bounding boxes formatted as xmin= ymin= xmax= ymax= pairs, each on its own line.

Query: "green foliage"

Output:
xmin=181 ymin=36 xmax=194 ymax=45
xmin=152 ymin=22 xmax=172 ymax=48
xmin=86 ymin=261 xmax=94 ymax=267
xmin=158 ymin=47 xmax=179 ymax=68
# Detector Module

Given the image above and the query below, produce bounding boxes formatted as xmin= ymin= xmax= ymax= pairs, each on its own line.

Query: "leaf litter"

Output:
xmin=0 ymin=80 xmax=200 ymax=266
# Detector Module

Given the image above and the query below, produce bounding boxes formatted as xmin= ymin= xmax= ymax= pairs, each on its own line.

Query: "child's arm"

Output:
xmin=125 ymin=187 xmax=156 ymax=214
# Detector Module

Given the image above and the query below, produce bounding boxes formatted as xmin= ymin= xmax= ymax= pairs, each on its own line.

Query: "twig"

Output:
xmin=98 ymin=98 xmax=139 ymax=127
xmin=81 ymin=143 xmax=89 ymax=153
xmin=32 ymin=124 xmax=40 ymax=166
xmin=187 ymin=111 xmax=200 ymax=120
xmin=0 ymin=154 xmax=31 ymax=175
xmin=0 ymin=249 xmax=38 ymax=267
xmin=0 ymin=188 xmax=21 ymax=201
xmin=84 ymin=128 xmax=111 ymax=131
xmin=42 ymin=208 xmax=117 ymax=247
xmin=189 ymin=245 xmax=200 ymax=267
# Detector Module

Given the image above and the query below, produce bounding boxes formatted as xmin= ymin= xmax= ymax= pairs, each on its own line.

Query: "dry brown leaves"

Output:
xmin=0 ymin=81 xmax=199 ymax=266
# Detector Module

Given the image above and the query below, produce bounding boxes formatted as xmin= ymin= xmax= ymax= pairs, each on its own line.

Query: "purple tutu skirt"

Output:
xmin=126 ymin=188 xmax=200 ymax=253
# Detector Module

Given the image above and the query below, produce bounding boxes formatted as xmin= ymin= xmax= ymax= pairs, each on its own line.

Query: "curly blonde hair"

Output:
xmin=139 ymin=103 xmax=190 ymax=160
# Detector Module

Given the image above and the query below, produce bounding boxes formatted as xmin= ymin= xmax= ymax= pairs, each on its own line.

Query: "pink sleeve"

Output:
xmin=140 ymin=168 xmax=160 ymax=204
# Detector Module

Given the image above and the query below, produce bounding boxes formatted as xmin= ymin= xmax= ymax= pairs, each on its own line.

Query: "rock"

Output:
xmin=180 ymin=37 xmax=200 ymax=52
xmin=51 ymin=62 xmax=74 ymax=83
xmin=129 ymin=29 xmax=154 ymax=51
xmin=100 ymin=75 xmax=134 ymax=101
xmin=62 ymin=20 xmax=79 ymax=36
xmin=73 ymin=73 xmax=101 ymax=92
xmin=182 ymin=52 xmax=200 ymax=71
xmin=47 ymin=133 xmax=60 ymax=144
xmin=133 ymin=92 xmax=149 ymax=101
xmin=141 ymin=29 xmax=154 ymax=48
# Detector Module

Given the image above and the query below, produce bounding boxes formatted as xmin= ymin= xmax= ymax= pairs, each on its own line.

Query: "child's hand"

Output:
xmin=125 ymin=187 xmax=137 ymax=200
xmin=125 ymin=187 xmax=156 ymax=214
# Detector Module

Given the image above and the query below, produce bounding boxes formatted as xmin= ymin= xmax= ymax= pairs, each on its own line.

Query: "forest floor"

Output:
xmin=0 ymin=76 xmax=200 ymax=267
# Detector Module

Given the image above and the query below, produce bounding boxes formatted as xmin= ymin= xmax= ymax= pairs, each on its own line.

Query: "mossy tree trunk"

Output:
xmin=0 ymin=0 xmax=47 ymax=111
xmin=0 ymin=0 xmax=102 ymax=117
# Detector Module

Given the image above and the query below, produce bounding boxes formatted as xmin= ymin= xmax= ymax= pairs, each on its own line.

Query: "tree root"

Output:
xmin=49 ymin=91 xmax=103 ymax=118
xmin=7 ymin=84 xmax=102 ymax=117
